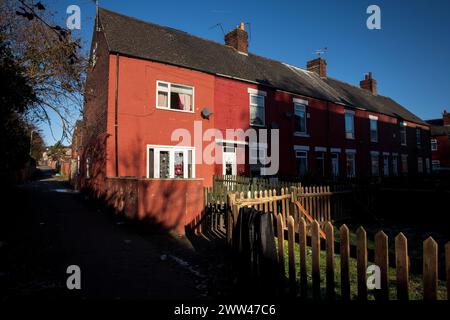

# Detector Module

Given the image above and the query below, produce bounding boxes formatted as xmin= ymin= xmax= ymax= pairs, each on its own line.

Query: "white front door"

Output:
xmin=222 ymin=146 xmax=237 ymax=175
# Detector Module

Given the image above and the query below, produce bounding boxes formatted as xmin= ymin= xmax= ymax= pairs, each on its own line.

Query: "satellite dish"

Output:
xmin=201 ymin=108 xmax=213 ymax=119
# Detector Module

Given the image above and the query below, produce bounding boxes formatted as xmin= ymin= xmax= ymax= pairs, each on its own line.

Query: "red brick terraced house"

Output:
xmin=75 ymin=8 xmax=431 ymax=233
xmin=426 ymin=111 xmax=450 ymax=171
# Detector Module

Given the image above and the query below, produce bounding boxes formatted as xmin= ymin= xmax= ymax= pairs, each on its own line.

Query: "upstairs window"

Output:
xmin=431 ymin=139 xmax=437 ymax=151
xmin=294 ymin=103 xmax=307 ymax=134
xmin=369 ymin=115 xmax=378 ymax=143
xmin=400 ymin=122 xmax=407 ymax=146
xmin=416 ymin=128 xmax=421 ymax=147
xmin=345 ymin=110 xmax=355 ymax=139
xmin=157 ymin=81 xmax=194 ymax=112
xmin=249 ymin=94 xmax=265 ymax=126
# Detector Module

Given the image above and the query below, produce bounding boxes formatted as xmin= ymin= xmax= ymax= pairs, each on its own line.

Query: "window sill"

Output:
xmin=156 ymin=106 xmax=195 ymax=114
xmin=294 ymin=132 xmax=310 ymax=137
xmin=250 ymin=123 xmax=266 ymax=128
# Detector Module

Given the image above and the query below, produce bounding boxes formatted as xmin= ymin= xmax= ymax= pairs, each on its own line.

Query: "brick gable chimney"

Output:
xmin=443 ymin=110 xmax=450 ymax=126
xmin=306 ymin=58 xmax=327 ymax=78
xmin=225 ymin=22 xmax=248 ymax=54
xmin=360 ymin=72 xmax=377 ymax=95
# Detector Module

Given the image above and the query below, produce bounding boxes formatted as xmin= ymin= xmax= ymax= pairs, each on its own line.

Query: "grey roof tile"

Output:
xmin=98 ymin=8 xmax=427 ymax=126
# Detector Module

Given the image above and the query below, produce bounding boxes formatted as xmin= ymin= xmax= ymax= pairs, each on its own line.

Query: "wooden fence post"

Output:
xmin=325 ymin=222 xmax=335 ymax=300
xmin=374 ymin=231 xmax=389 ymax=300
xmin=340 ymin=224 xmax=350 ymax=300
xmin=395 ymin=232 xmax=409 ymax=300
xmin=356 ymin=226 xmax=367 ymax=300
xmin=423 ymin=237 xmax=438 ymax=300
xmin=299 ymin=217 xmax=307 ymax=297
xmin=446 ymin=242 xmax=450 ymax=300
xmin=276 ymin=213 xmax=285 ymax=284
xmin=287 ymin=216 xmax=296 ymax=295
xmin=226 ymin=193 xmax=236 ymax=246
xmin=312 ymin=220 xmax=321 ymax=299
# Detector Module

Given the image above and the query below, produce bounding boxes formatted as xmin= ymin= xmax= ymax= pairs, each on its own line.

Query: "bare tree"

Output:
xmin=0 ymin=0 xmax=87 ymax=141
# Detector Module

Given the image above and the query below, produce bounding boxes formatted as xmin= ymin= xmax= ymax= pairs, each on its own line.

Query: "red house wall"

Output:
xmin=106 ymin=55 xmax=216 ymax=186
xmin=432 ymin=135 xmax=450 ymax=168
xmin=213 ymin=76 xmax=431 ymax=178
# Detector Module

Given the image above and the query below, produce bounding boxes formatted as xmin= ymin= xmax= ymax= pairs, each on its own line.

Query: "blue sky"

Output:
xmin=41 ymin=0 xmax=450 ymax=145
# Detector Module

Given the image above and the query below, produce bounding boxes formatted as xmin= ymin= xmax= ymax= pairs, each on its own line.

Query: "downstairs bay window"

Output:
xmin=147 ymin=145 xmax=195 ymax=179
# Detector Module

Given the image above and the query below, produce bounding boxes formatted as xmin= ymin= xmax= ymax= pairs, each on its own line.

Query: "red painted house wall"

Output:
xmin=213 ymin=76 xmax=431 ymax=178
xmin=106 ymin=55 xmax=216 ymax=186
xmin=432 ymin=135 xmax=450 ymax=168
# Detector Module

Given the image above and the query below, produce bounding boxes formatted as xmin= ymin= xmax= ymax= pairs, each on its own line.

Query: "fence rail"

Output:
xmin=199 ymin=175 xmax=353 ymax=237
xmin=227 ymin=188 xmax=450 ymax=300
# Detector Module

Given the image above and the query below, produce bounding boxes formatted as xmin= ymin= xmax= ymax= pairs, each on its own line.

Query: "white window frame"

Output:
xmin=156 ymin=80 xmax=195 ymax=113
xmin=248 ymin=88 xmax=266 ymax=127
xmin=431 ymin=139 xmax=437 ymax=151
xmin=295 ymin=148 xmax=308 ymax=175
xmin=400 ymin=121 xmax=407 ymax=146
xmin=345 ymin=151 xmax=356 ymax=177
xmin=425 ymin=158 xmax=430 ymax=174
xmin=432 ymin=160 xmax=440 ymax=170
xmin=315 ymin=151 xmax=325 ymax=176
xmin=383 ymin=153 xmax=389 ymax=176
xmin=417 ymin=157 xmax=423 ymax=174
xmin=370 ymin=151 xmax=380 ymax=176
xmin=331 ymin=152 xmax=339 ymax=177
xmin=146 ymin=145 xmax=195 ymax=179
xmin=369 ymin=115 xmax=378 ymax=143
xmin=345 ymin=109 xmax=355 ymax=140
xmin=294 ymin=102 xmax=307 ymax=135
xmin=416 ymin=128 xmax=421 ymax=147
xmin=401 ymin=154 xmax=408 ymax=174
xmin=392 ymin=154 xmax=398 ymax=176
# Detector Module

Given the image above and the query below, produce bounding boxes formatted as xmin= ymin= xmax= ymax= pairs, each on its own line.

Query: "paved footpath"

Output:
xmin=0 ymin=168 xmax=226 ymax=301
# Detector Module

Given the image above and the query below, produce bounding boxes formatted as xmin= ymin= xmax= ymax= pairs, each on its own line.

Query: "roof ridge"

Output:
xmin=99 ymin=7 xmax=253 ymax=56
xmin=97 ymin=7 xmax=427 ymax=126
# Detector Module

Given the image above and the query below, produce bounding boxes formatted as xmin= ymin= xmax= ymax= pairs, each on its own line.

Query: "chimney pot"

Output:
xmin=225 ymin=23 xmax=248 ymax=54
xmin=360 ymin=72 xmax=377 ymax=95
xmin=306 ymin=58 xmax=327 ymax=78
xmin=443 ymin=110 xmax=450 ymax=126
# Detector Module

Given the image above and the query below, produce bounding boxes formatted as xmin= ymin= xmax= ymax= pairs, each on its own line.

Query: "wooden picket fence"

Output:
xmin=213 ymin=175 xmax=302 ymax=194
xmin=227 ymin=189 xmax=450 ymax=300
xmin=198 ymin=176 xmax=354 ymax=238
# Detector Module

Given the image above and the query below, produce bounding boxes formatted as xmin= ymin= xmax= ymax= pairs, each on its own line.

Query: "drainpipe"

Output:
xmin=114 ymin=53 xmax=120 ymax=177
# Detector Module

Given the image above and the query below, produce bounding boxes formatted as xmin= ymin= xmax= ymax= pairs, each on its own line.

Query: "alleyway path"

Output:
xmin=0 ymin=167 xmax=223 ymax=301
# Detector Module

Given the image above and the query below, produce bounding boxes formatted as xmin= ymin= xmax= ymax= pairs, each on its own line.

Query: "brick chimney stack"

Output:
xmin=225 ymin=22 xmax=248 ymax=54
xmin=443 ymin=110 xmax=450 ymax=126
xmin=306 ymin=58 xmax=327 ymax=78
xmin=360 ymin=72 xmax=377 ymax=95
